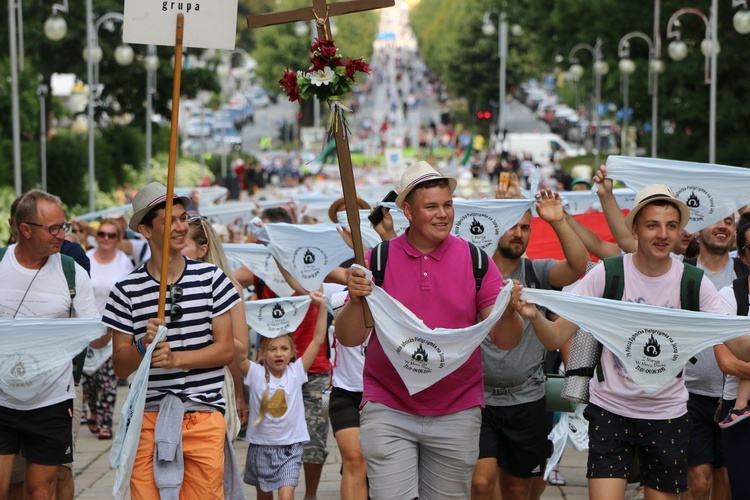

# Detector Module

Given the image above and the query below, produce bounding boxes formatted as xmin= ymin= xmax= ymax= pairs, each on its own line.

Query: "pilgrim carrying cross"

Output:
xmin=248 ymin=0 xmax=394 ymax=327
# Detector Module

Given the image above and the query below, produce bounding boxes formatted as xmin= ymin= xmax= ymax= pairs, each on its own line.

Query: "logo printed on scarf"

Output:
xmin=292 ymin=246 xmax=328 ymax=280
xmin=396 ymin=337 xmax=446 ymax=374
xmin=1 ymin=352 xmax=43 ymax=390
xmin=454 ymin=212 xmax=500 ymax=251
xmin=675 ymin=185 xmax=715 ymax=222
xmin=624 ymin=328 xmax=678 ymax=375
xmin=257 ymin=301 xmax=301 ymax=334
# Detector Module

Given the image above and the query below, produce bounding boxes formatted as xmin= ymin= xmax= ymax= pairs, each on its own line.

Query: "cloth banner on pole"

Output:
xmin=266 ymin=223 xmax=354 ymax=292
xmin=110 ymin=325 xmax=168 ymax=500
xmin=452 ymin=199 xmax=534 ymax=253
xmin=223 ymin=243 xmax=295 ymax=297
xmin=357 ymin=263 xmax=512 ymax=395
xmin=557 ymin=188 xmax=636 ymax=215
xmin=244 ymin=296 xmax=312 ymax=338
xmin=605 ymin=155 xmax=750 ymax=232
xmin=521 ymin=287 xmax=750 ymax=394
xmin=0 ymin=318 xmax=106 ymax=402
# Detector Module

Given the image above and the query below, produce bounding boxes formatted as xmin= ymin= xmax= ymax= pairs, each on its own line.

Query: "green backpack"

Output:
xmin=0 ymin=247 xmax=87 ymax=384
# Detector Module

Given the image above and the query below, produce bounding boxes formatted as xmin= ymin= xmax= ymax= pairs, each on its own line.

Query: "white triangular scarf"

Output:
xmin=606 ymin=155 xmax=750 ymax=232
xmin=265 ymin=223 xmax=354 ymax=292
xmin=336 ymin=209 xmax=382 ymax=249
xmin=558 ymin=188 xmax=636 ymax=215
xmin=0 ymin=318 xmax=106 ymax=402
xmin=111 ymin=325 xmax=168 ymax=500
xmin=545 ymin=403 xmax=589 ymax=480
xmin=223 ymin=244 xmax=295 ymax=297
xmin=199 ymin=202 xmax=257 ymax=226
xmin=244 ymin=296 xmax=312 ymax=338
xmin=453 ymin=199 xmax=534 ymax=253
xmin=380 ymin=202 xmax=410 ymax=236
xmin=246 ymin=217 xmax=270 ymax=243
xmin=521 ymin=287 xmax=750 ymax=393
xmin=361 ymin=268 xmax=512 ymax=395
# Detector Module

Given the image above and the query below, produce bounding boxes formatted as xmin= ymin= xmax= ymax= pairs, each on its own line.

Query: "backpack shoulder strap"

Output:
xmin=371 ymin=240 xmax=390 ymax=287
xmin=679 ymin=262 xmax=703 ymax=312
xmin=733 ymin=257 xmax=749 ymax=279
xmin=523 ymin=258 xmax=542 ymax=289
xmin=733 ymin=276 xmax=750 ymax=317
xmin=467 ymin=241 xmax=488 ymax=292
xmin=0 ymin=247 xmax=6 ymax=260
xmin=602 ymin=256 xmax=625 ymax=301
xmin=684 ymin=257 xmax=698 ymax=266
xmin=60 ymin=253 xmax=77 ymax=300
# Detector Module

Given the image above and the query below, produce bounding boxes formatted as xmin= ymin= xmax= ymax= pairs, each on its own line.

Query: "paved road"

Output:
xmin=72 ymin=385 xmax=612 ymax=499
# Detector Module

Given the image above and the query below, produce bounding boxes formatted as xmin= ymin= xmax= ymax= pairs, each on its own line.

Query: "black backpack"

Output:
xmin=371 ymin=239 xmax=488 ymax=292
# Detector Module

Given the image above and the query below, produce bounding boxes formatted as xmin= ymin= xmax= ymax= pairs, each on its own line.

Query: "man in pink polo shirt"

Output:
xmin=337 ymin=161 xmax=524 ymax=499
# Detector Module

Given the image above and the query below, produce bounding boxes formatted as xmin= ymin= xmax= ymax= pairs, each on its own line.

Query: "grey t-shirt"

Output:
xmin=482 ymin=258 xmax=556 ymax=406
xmin=684 ymin=258 xmax=736 ymax=397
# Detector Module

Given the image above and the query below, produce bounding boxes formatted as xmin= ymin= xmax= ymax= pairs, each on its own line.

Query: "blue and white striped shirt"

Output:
xmin=103 ymin=257 xmax=241 ymax=411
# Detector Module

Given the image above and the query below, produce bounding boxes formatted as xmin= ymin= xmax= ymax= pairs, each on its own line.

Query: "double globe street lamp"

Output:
xmin=44 ymin=3 xmax=134 ymax=211
xmin=666 ymin=0 xmax=750 ymax=164
xmin=569 ymin=38 xmax=608 ymax=167
xmin=617 ymin=32 xmax=664 ymax=157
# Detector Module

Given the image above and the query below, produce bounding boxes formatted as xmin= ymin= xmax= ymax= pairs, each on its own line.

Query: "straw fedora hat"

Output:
xmin=328 ymin=196 xmax=371 ymax=223
xmin=623 ymin=183 xmax=690 ymax=231
xmin=395 ymin=161 xmax=457 ymax=209
xmin=129 ymin=182 xmax=192 ymax=231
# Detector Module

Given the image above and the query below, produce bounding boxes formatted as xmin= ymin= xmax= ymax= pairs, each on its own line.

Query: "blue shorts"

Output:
xmin=243 ymin=442 xmax=304 ymax=492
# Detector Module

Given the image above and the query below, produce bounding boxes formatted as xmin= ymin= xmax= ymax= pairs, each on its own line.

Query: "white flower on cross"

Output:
xmin=309 ymin=66 xmax=335 ymax=86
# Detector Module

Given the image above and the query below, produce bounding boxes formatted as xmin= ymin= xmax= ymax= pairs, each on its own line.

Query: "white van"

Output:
xmin=501 ymin=132 xmax=585 ymax=165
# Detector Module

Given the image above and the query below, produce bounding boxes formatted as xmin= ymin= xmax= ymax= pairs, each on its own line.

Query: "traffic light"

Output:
xmin=476 ymin=110 xmax=492 ymax=121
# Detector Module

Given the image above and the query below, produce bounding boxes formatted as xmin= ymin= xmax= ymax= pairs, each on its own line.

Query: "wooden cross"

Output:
xmin=248 ymin=0 xmax=394 ymax=327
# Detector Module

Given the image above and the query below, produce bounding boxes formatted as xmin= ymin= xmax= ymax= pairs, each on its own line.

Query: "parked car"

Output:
xmin=246 ymin=87 xmax=271 ymax=109
xmin=186 ymin=115 xmax=212 ymax=138
xmin=212 ymin=122 xmax=242 ymax=152
xmin=221 ymin=102 xmax=254 ymax=129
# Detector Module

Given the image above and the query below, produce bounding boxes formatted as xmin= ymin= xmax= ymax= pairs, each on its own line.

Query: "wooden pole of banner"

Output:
xmin=157 ymin=13 xmax=184 ymax=320
xmin=247 ymin=0 xmax=394 ymax=328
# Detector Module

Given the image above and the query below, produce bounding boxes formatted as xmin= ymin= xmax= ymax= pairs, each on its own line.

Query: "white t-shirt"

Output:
xmin=245 ymin=358 xmax=309 ymax=446
xmin=572 ymin=254 xmax=725 ymax=419
xmin=86 ymin=249 xmax=134 ymax=314
xmin=0 ymin=246 xmax=99 ymax=410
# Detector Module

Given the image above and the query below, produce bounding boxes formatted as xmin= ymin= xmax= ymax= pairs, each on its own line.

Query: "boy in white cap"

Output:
xmin=337 ymin=161 xmax=524 ymax=499
xmin=103 ymin=182 xmax=241 ymax=498
xmin=512 ymin=184 xmax=726 ymax=500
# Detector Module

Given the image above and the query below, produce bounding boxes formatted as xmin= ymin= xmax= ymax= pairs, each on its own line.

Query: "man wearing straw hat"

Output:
xmin=512 ymin=184 xmax=727 ymax=500
xmin=337 ymin=161 xmax=524 ymax=499
xmin=104 ymin=182 xmax=241 ymax=498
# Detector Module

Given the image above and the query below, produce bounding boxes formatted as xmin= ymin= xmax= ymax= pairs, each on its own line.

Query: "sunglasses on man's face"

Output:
xmin=97 ymin=231 xmax=118 ymax=240
xmin=170 ymin=284 xmax=184 ymax=322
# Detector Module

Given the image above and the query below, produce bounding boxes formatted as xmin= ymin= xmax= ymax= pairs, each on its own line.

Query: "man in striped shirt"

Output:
xmin=104 ymin=183 xmax=240 ymax=499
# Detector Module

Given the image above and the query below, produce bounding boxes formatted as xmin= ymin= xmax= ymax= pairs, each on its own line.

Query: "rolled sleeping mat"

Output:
xmin=561 ymin=329 xmax=601 ymax=404
xmin=561 ymin=260 xmax=601 ymax=404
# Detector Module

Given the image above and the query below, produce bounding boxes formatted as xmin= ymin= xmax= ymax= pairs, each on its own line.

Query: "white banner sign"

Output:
xmin=123 ymin=0 xmax=238 ymax=50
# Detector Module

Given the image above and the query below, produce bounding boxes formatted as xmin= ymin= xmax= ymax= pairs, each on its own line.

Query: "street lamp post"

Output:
xmin=144 ymin=45 xmax=159 ymax=184
xmin=216 ymin=57 xmax=231 ymax=180
xmin=8 ymin=0 xmax=22 ymax=196
xmin=569 ymin=38 xmax=608 ymax=167
xmin=666 ymin=3 xmax=718 ymax=163
xmin=617 ymin=32 xmax=663 ymax=157
xmin=483 ymin=9 xmax=507 ymax=140
xmin=37 ymin=84 xmax=49 ymax=191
